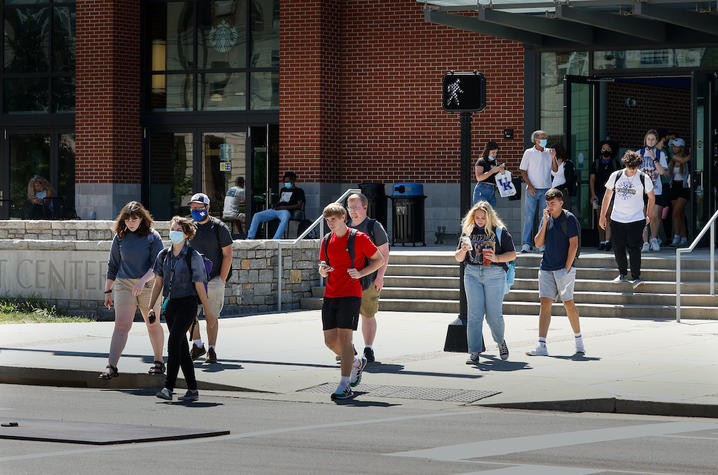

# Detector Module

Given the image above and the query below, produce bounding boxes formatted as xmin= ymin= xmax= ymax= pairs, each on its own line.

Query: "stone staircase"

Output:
xmin=300 ymin=249 xmax=718 ymax=319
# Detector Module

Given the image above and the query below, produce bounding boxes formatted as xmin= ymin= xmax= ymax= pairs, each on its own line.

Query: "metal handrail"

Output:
xmin=277 ymin=188 xmax=361 ymax=311
xmin=675 ymin=208 xmax=718 ymax=322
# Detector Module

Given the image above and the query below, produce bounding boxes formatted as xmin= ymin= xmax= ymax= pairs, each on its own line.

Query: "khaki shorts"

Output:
xmin=197 ymin=276 xmax=226 ymax=319
xmin=113 ymin=278 xmax=160 ymax=312
xmin=359 ymin=282 xmax=381 ymax=318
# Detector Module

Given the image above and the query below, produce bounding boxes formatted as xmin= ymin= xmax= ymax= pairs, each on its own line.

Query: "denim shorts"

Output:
xmin=538 ymin=267 xmax=576 ymax=302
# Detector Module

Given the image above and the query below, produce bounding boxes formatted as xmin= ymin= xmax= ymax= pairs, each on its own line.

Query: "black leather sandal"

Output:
xmin=148 ymin=361 xmax=166 ymax=375
xmin=98 ymin=364 xmax=118 ymax=380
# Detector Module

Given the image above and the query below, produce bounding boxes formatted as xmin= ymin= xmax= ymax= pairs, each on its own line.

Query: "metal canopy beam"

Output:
xmin=479 ymin=7 xmax=595 ymax=44
xmin=555 ymin=6 xmax=667 ymax=42
xmin=425 ymin=9 xmax=563 ymax=47
xmin=632 ymin=2 xmax=718 ymax=37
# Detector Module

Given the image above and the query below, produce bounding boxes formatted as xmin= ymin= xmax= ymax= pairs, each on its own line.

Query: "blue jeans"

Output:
xmin=464 ymin=264 xmax=506 ymax=353
xmin=522 ymin=186 xmax=548 ymax=246
xmin=247 ymin=209 xmax=291 ymax=239
xmin=472 ymin=182 xmax=496 ymax=207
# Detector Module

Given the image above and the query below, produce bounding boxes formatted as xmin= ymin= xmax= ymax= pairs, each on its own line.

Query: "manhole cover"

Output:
xmin=301 ymin=383 xmax=499 ymax=403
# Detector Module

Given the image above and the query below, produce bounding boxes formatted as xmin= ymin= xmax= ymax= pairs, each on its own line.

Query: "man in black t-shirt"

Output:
xmin=187 ymin=193 xmax=234 ymax=363
xmin=247 ymin=171 xmax=306 ymax=239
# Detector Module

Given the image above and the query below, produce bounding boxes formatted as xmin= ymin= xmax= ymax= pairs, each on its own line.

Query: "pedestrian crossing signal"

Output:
xmin=442 ymin=72 xmax=486 ymax=112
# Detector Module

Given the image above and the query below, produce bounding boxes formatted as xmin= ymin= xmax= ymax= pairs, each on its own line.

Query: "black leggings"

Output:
xmin=611 ymin=219 xmax=644 ymax=280
xmin=164 ymin=295 xmax=198 ymax=391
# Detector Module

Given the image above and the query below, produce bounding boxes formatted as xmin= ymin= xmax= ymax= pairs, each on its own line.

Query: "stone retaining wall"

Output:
xmin=0 ymin=238 xmax=321 ymax=319
xmin=0 ymin=220 xmax=169 ymax=241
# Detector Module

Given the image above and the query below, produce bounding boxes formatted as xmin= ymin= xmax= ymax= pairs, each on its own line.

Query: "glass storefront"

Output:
xmin=148 ymin=132 xmax=194 ymax=221
xmin=146 ymin=0 xmax=279 ymax=111
xmin=202 ymin=132 xmax=247 ymax=217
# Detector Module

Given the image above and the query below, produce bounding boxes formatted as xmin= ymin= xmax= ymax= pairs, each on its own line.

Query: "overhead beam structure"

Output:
xmin=555 ymin=5 xmax=667 ymax=43
xmin=478 ymin=7 xmax=595 ymax=44
xmin=632 ymin=2 xmax=718 ymax=37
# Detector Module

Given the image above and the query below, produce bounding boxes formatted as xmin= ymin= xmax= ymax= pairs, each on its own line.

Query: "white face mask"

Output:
xmin=169 ymin=230 xmax=185 ymax=244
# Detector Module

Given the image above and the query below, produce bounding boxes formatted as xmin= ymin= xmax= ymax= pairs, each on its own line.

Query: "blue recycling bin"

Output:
xmin=391 ymin=183 xmax=426 ymax=246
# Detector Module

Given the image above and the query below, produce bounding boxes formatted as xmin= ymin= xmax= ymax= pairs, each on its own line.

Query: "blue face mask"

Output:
xmin=539 ymin=139 xmax=548 ymax=148
xmin=284 ymin=182 xmax=292 ymax=189
xmin=169 ymin=230 xmax=185 ymax=244
xmin=191 ymin=209 xmax=207 ymax=221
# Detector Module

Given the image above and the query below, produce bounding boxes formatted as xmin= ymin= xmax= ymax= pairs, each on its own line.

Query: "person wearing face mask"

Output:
xmin=99 ymin=201 xmax=165 ymax=380
xmin=519 ymin=130 xmax=555 ymax=253
xmin=590 ymin=141 xmax=621 ymax=251
xmin=638 ymin=129 xmax=670 ymax=252
xmin=149 ymin=216 xmax=212 ymax=402
xmin=455 ymin=201 xmax=515 ymax=365
xmin=185 ymin=193 xmax=233 ymax=364
xmin=246 ymin=171 xmax=306 ymax=239
xmin=472 ymin=141 xmax=504 ymax=207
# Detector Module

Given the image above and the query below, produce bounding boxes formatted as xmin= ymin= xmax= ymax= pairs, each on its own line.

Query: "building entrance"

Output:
xmin=564 ymin=72 xmax=717 ymax=246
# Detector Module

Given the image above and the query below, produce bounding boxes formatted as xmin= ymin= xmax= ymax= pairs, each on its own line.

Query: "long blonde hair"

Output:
xmin=461 ymin=201 xmax=505 ymax=239
xmin=27 ymin=175 xmax=52 ymax=201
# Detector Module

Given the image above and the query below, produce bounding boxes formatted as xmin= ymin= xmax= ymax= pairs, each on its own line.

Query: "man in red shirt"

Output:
xmin=319 ymin=203 xmax=384 ymax=400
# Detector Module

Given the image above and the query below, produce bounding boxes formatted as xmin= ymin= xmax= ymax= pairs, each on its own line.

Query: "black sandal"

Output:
xmin=148 ymin=361 xmax=166 ymax=375
xmin=98 ymin=364 xmax=118 ymax=380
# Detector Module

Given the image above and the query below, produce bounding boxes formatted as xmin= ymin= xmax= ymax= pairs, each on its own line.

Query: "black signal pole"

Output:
xmin=458 ymin=112 xmax=472 ymax=321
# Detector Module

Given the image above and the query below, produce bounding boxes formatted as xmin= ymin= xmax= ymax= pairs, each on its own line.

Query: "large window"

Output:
xmin=2 ymin=0 xmax=75 ymax=114
xmin=146 ymin=0 xmax=279 ymax=112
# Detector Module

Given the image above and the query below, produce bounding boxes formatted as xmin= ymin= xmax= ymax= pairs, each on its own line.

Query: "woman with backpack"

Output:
xmin=149 ymin=216 xmax=212 ymax=402
xmin=99 ymin=201 xmax=165 ymax=380
xmin=455 ymin=201 xmax=516 ymax=365
xmin=549 ymin=143 xmax=576 ymax=211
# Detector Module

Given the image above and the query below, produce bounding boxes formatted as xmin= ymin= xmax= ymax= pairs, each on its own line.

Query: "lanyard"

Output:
xmin=162 ymin=248 xmax=181 ymax=309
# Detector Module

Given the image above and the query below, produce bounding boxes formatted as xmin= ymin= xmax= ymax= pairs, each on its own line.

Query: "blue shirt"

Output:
xmin=107 ymin=229 xmax=164 ymax=280
xmin=153 ymin=243 xmax=208 ymax=299
xmin=539 ymin=211 xmax=579 ymax=271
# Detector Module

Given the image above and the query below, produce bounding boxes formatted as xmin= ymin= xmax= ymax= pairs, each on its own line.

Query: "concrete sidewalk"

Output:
xmin=1 ymin=310 xmax=717 ymax=415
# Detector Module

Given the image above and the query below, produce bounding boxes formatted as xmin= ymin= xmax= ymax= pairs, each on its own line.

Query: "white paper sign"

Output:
xmin=495 ymin=170 xmax=517 ymax=198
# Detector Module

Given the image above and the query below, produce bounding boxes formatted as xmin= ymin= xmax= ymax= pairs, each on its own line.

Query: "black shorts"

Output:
xmin=321 ymin=297 xmax=361 ymax=331
xmin=670 ymin=182 xmax=690 ymax=201
xmin=655 ymin=188 xmax=671 ymax=207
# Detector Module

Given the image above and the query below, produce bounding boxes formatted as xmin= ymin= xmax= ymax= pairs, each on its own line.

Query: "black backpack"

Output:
xmin=563 ymin=160 xmax=579 ymax=196
xmin=159 ymin=245 xmax=212 ymax=295
xmin=322 ymin=228 xmax=374 ymax=290
xmin=558 ymin=210 xmax=581 ymax=261
xmin=611 ymin=170 xmax=648 ymax=198
xmin=207 ymin=216 xmax=233 ymax=280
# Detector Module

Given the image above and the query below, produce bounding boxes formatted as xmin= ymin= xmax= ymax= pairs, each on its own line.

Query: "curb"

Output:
xmin=0 ymin=366 xmax=267 ymax=393
xmin=480 ymin=398 xmax=718 ymax=419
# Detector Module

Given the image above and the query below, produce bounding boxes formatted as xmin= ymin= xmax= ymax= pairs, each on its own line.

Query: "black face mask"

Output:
xmin=601 ymin=150 xmax=612 ymax=158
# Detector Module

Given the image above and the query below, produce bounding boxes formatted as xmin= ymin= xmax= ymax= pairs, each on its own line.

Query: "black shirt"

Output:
xmin=191 ymin=217 xmax=233 ymax=279
xmin=457 ymin=225 xmax=515 ymax=271
xmin=276 ymin=186 xmax=305 ymax=207
xmin=475 ymin=157 xmax=498 ymax=183
xmin=589 ymin=157 xmax=622 ymax=193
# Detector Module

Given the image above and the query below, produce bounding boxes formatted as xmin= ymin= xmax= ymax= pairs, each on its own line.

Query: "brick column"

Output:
xmin=75 ymin=0 xmax=141 ymax=219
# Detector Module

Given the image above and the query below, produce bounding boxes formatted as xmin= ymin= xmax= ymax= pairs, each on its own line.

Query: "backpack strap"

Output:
xmin=366 ymin=218 xmax=376 ymax=244
xmin=611 ymin=169 xmax=624 ymax=189
xmin=185 ymin=245 xmax=195 ymax=274
xmin=495 ymin=226 xmax=503 ymax=247
xmin=322 ymin=233 xmax=331 ymax=267
xmin=347 ymin=228 xmax=357 ymax=267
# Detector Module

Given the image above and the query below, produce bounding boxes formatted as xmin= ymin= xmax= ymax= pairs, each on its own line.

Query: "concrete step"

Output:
xmin=514 ymin=266 xmax=714 ymax=282
xmin=386 ymin=264 xmax=459 ymax=277
xmin=384 ymin=275 xmax=459 ymax=288
xmin=512 ymin=278 xmax=713 ymax=294
xmin=503 ymin=289 xmax=718 ymax=307
xmin=299 ymin=296 xmax=713 ymax=319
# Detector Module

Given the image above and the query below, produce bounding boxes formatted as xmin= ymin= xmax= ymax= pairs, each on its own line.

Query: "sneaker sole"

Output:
xmin=632 ymin=282 xmax=645 ymax=290
xmin=330 ymin=392 xmax=355 ymax=400
xmin=526 ymin=351 xmax=548 ymax=357
xmin=350 ymin=359 xmax=368 ymax=387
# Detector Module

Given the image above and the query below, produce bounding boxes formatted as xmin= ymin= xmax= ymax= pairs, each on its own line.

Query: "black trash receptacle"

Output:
xmin=358 ymin=183 xmax=387 ymax=229
xmin=390 ymin=183 xmax=426 ymax=246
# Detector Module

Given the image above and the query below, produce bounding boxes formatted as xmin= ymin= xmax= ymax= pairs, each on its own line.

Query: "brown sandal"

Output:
xmin=148 ymin=361 xmax=166 ymax=375
xmin=98 ymin=364 xmax=118 ymax=380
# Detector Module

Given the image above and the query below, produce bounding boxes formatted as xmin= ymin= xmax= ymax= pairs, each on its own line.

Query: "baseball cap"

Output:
xmin=669 ymin=138 xmax=685 ymax=147
xmin=187 ymin=193 xmax=210 ymax=206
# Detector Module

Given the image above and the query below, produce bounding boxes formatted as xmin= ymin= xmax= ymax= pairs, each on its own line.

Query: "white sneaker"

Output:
xmin=575 ymin=342 xmax=586 ymax=355
xmin=521 ymin=243 xmax=531 ymax=253
xmin=641 ymin=242 xmax=650 ymax=253
xmin=465 ymin=352 xmax=480 ymax=365
xmin=537 ymin=246 xmax=545 ymax=253
xmin=612 ymin=274 xmax=628 ymax=283
xmin=526 ymin=345 xmax=548 ymax=356
xmin=632 ymin=279 xmax=645 ymax=290
xmin=670 ymin=236 xmax=681 ymax=247
xmin=679 ymin=237 xmax=688 ymax=246
xmin=650 ymin=238 xmax=660 ymax=252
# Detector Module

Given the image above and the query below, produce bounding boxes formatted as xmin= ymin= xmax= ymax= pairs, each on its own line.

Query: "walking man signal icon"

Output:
xmin=446 ymin=79 xmax=463 ymax=108
xmin=442 ymin=72 xmax=486 ymax=113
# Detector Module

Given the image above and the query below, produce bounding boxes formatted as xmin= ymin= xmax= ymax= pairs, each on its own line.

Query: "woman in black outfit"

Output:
xmin=590 ymin=141 xmax=621 ymax=251
xmin=148 ymin=216 xmax=213 ymax=402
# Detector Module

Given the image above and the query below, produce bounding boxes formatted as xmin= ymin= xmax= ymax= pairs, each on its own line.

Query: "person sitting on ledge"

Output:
xmin=246 ymin=171 xmax=305 ymax=239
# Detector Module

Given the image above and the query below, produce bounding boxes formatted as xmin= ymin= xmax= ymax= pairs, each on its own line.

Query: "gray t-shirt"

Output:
xmin=107 ymin=229 xmax=164 ymax=280
xmin=153 ymin=244 xmax=207 ymax=299
xmin=348 ymin=217 xmax=388 ymax=247
xmin=191 ymin=217 xmax=233 ymax=279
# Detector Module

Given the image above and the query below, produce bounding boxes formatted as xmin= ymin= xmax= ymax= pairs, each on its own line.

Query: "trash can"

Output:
xmin=390 ymin=183 xmax=426 ymax=246
xmin=358 ymin=183 xmax=387 ymax=229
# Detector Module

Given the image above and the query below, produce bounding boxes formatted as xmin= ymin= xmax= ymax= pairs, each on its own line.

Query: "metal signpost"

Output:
xmin=441 ymin=71 xmax=487 ymax=352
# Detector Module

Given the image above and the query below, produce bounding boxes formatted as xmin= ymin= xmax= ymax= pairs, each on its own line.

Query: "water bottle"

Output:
xmin=89 ymin=209 xmax=96 ymax=220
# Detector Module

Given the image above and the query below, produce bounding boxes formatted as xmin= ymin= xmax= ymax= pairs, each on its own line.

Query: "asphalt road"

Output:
xmin=1 ymin=384 xmax=718 ymax=474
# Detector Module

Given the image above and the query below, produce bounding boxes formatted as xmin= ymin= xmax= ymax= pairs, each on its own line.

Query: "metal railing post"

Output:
xmin=278 ymin=242 xmax=283 ymax=312
xmin=711 ymin=222 xmax=715 ymax=296
xmin=676 ymin=247 xmax=681 ymax=323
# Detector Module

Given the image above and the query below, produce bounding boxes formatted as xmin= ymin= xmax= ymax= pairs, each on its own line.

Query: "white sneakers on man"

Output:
xmin=641 ymin=242 xmax=650 ymax=253
xmin=650 ymin=238 xmax=660 ymax=252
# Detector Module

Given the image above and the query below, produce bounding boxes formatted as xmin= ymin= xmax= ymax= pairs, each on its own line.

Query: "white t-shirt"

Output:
xmin=638 ymin=148 xmax=668 ymax=195
xmin=551 ymin=161 xmax=566 ymax=188
xmin=605 ymin=169 xmax=654 ymax=223
xmin=223 ymin=186 xmax=245 ymax=218
xmin=519 ymin=146 xmax=552 ymax=189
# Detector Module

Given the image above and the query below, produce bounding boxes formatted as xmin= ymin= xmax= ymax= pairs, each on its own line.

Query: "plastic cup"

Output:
xmin=482 ymin=248 xmax=492 ymax=266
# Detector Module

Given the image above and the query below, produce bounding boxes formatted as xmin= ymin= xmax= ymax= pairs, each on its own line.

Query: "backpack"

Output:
xmin=160 ymin=245 xmax=213 ymax=295
xmin=495 ymin=226 xmax=515 ymax=295
xmin=557 ymin=210 xmax=581 ymax=262
xmin=611 ymin=169 xmax=648 ymax=198
xmin=322 ymin=228 xmax=374 ymax=290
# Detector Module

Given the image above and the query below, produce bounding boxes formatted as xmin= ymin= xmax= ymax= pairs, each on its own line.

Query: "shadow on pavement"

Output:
xmin=157 ymin=401 xmax=225 ymax=408
xmin=474 ymin=357 xmax=532 ymax=372
xmin=548 ymin=354 xmax=601 ymax=361
xmin=0 ymin=347 xmax=155 ymax=363
xmin=196 ymin=362 xmax=244 ymax=372
xmin=363 ymin=362 xmax=482 ymax=379
xmin=332 ymin=397 xmax=400 ymax=408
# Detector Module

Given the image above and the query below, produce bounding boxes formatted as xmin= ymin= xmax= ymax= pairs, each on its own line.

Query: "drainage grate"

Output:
xmin=300 ymin=383 xmax=499 ymax=403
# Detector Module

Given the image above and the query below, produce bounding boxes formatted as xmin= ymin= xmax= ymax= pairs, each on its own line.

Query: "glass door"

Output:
xmin=249 ymin=124 xmax=278 ymax=238
xmin=563 ymin=75 xmax=596 ymax=244
xmin=691 ymin=72 xmax=718 ymax=242
xmin=147 ymin=132 xmax=194 ymax=221
xmin=201 ymin=132 xmax=247 ymax=218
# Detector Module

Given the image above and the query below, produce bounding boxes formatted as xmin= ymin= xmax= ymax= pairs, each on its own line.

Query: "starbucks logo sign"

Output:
xmin=208 ymin=20 xmax=239 ymax=53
